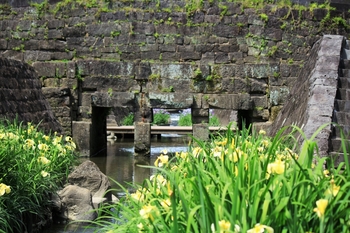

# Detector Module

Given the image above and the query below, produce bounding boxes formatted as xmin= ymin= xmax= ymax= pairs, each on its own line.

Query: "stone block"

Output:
xmin=141 ymin=50 xmax=160 ymax=60
xmin=206 ymin=94 xmax=233 ymax=109
xmin=32 ymin=62 xmax=56 ymax=77
xmin=72 ymin=121 xmax=91 ymax=157
xmin=193 ymin=123 xmax=209 ymax=141
xmin=136 ymin=62 xmax=152 ymax=80
xmin=0 ymin=39 xmax=7 ymax=49
xmin=192 ymin=108 xmax=209 ymax=117
xmin=269 ymin=86 xmax=290 ymax=106
xmin=111 ymin=92 xmax=136 ymax=107
xmin=252 ymin=95 xmax=268 ymax=109
xmin=149 ymin=92 xmax=193 ymax=109
xmin=63 ymin=26 xmax=86 ymax=37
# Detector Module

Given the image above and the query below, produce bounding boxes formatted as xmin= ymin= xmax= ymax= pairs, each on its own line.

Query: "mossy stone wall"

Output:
xmin=0 ymin=1 xmax=349 ymax=134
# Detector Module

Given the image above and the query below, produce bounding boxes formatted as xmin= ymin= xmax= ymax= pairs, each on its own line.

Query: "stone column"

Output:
xmin=134 ymin=122 xmax=151 ymax=156
xmin=193 ymin=123 xmax=209 ymax=141
xmin=192 ymin=108 xmax=209 ymax=141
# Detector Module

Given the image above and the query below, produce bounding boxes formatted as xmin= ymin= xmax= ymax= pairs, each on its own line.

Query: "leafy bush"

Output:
xmin=121 ymin=113 xmax=134 ymax=126
xmin=153 ymin=109 xmax=170 ymax=125
xmin=0 ymin=120 xmax=77 ymax=232
xmin=95 ymin=124 xmax=350 ymax=233
xmin=178 ymin=109 xmax=192 ymax=126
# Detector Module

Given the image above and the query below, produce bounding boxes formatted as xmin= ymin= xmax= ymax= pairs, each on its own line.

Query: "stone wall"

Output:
xmin=0 ymin=1 xmax=349 ymax=135
xmin=0 ymin=57 xmax=63 ymax=133
xmin=268 ymin=35 xmax=344 ymax=157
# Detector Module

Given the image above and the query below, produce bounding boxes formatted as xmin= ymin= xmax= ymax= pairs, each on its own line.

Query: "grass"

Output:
xmin=0 ymin=119 xmax=77 ymax=233
xmin=93 ymin=123 xmax=350 ymax=233
xmin=121 ymin=113 xmax=134 ymax=126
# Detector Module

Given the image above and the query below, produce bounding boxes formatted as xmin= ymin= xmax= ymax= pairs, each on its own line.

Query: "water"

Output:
xmin=42 ymin=133 xmax=189 ymax=233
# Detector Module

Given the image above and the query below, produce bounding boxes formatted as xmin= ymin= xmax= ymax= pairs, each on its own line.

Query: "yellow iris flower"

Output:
xmin=267 ymin=159 xmax=285 ymax=175
xmin=247 ymin=223 xmax=274 ymax=233
xmin=154 ymin=154 xmax=169 ymax=167
xmin=313 ymin=199 xmax=328 ymax=218
xmin=37 ymin=156 xmax=50 ymax=165
xmin=0 ymin=183 xmax=11 ymax=196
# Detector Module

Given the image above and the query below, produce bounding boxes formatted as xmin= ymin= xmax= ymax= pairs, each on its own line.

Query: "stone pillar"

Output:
xmin=192 ymin=108 xmax=209 ymax=141
xmin=72 ymin=121 xmax=91 ymax=157
xmin=134 ymin=122 xmax=151 ymax=156
xmin=193 ymin=123 xmax=209 ymax=141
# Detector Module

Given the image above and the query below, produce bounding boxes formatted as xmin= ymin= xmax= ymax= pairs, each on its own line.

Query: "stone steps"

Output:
xmin=329 ymin=137 xmax=350 ymax=153
xmin=331 ymin=124 xmax=350 ymax=138
xmin=336 ymin=88 xmax=350 ymax=100
xmin=332 ymin=111 xmax=350 ymax=125
xmin=330 ymin=152 xmax=350 ymax=166
xmin=338 ymin=76 xmax=350 ymax=88
xmin=334 ymin=99 xmax=350 ymax=111
xmin=329 ymin=39 xmax=350 ymax=165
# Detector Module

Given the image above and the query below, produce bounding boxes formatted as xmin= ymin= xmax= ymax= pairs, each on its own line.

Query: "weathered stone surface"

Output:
xmin=0 ymin=58 xmax=63 ymax=134
xmin=134 ymin=122 xmax=151 ymax=156
xmin=68 ymin=160 xmax=111 ymax=199
xmin=149 ymin=92 xmax=193 ymax=108
xmin=57 ymin=185 xmax=97 ymax=221
xmin=269 ymin=35 xmax=343 ymax=158
xmin=71 ymin=121 xmax=90 ymax=153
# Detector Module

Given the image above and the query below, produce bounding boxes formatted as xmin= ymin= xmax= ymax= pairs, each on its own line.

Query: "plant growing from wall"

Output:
xmin=185 ymin=0 xmax=204 ymax=16
xmin=122 ymin=113 xmax=134 ymax=126
xmin=218 ymin=4 xmax=228 ymax=17
xmin=30 ymin=0 xmax=49 ymax=19
xmin=259 ymin=13 xmax=269 ymax=23
xmin=111 ymin=31 xmax=121 ymax=37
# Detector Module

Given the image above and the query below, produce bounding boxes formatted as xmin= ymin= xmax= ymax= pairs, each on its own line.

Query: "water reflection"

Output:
xmin=42 ymin=134 xmax=189 ymax=233
xmin=90 ymin=134 xmax=189 ymax=193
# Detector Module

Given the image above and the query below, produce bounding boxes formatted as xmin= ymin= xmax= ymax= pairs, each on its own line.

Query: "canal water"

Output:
xmin=42 ymin=134 xmax=189 ymax=232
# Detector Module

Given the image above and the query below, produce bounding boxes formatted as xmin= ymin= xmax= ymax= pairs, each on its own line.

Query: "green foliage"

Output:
xmin=193 ymin=68 xmax=202 ymax=79
xmin=12 ymin=44 xmax=24 ymax=52
xmin=111 ymin=31 xmax=120 ymax=37
xmin=94 ymin=124 xmax=350 ymax=232
xmin=0 ymin=120 xmax=77 ymax=232
xmin=267 ymin=45 xmax=278 ymax=57
xmin=218 ymin=4 xmax=228 ymax=17
xmin=148 ymin=73 xmax=161 ymax=81
xmin=30 ymin=0 xmax=49 ymax=19
xmin=122 ymin=113 xmax=134 ymax=126
xmin=153 ymin=109 xmax=170 ymax=125
xmin=161 ymin=86 xmax=174 ymax=92
xmin=178 ymin=109 xmax=192 ymax=126
xmin=259 ymin=13 xmax=269 ymax=23
xmin=107 ymin=88 xmax=113 ymax=97
xmin=209 ymin=110 xmax=220 ymax=126
xmin=184 ymin=0 xmax=204 ymax=16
